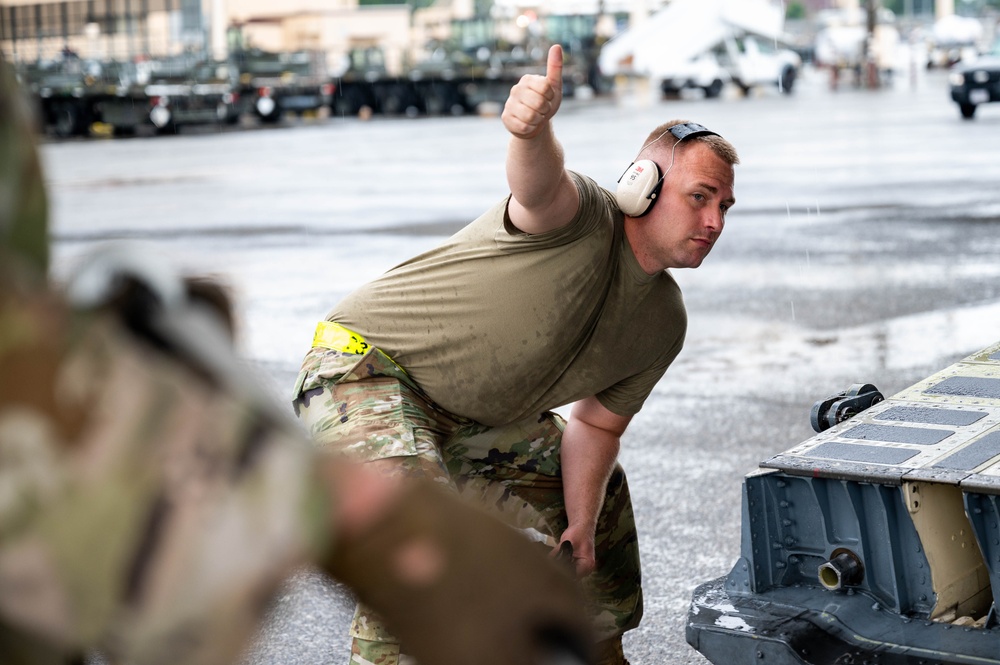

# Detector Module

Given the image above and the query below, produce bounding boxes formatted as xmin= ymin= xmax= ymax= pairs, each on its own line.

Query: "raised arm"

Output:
xmin=500 ymin=44 xmax=580 ymax=235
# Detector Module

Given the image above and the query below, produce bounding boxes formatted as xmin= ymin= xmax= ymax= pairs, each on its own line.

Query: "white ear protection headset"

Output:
xmin=615 ymin=122 xmax=719 ymax=218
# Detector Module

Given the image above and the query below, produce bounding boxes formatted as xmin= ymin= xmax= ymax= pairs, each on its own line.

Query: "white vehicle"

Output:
xmin=657 ymin=36 xmax=800 ymax=98
xmin=813 ymin=7 xmax=902 ymax=82
xmin=718 ymin=34 xmax=801 ymax=95
xmin=929 ymin=14 xmax=984 ymax=68
xmin=658 ymin=51 xmax=730 ymax=98
xmin=599 ymin=0 xmax=801 ymax=98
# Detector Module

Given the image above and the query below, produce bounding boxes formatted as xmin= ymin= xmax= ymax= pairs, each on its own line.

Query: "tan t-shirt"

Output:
xmin=330 ymin=171 xmax=686 ymax=426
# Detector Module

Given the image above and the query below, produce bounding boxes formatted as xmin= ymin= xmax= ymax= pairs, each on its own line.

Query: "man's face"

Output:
xmin=634 ymin=142 xmax=736 ymax=272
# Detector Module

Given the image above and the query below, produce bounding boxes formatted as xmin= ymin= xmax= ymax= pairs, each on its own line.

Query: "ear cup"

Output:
xmin=615 ymin=159 xmax=662 ymax=217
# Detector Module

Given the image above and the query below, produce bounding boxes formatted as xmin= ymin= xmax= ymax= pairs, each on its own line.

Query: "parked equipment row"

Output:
xmin=21 ymin=46 xmax=539 ymax=138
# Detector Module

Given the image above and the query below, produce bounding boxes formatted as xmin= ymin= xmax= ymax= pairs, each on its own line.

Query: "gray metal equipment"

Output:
xmin=688 ymin=340 xmax=1000 ymax=664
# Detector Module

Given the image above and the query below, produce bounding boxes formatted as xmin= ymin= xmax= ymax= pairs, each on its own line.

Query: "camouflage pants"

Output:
xmin=292 ymin=345 xmax=643 ymax=662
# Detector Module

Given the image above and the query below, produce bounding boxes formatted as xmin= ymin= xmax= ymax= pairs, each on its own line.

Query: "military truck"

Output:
xmin=330 ymin=42 xmax=600 ymax=118
xmin=17 ymin=52 xmax=112 ymax=138
xmin=687 ymin=340 xmax=1000 ymax=664
xmin=97 ymin=56 xmax=242 ymax=135
xmin=330 ymin=43 xmax=523 ymax=118
xmin=329 ymin=14 xmax=607 ymax=119
xmin=230 ymin=48 xmax=332 ymax=123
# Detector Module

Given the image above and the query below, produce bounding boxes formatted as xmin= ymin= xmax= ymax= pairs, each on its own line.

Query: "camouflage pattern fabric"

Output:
xmin=0 ymin=59 xmax=48 ymax=279
xmin=0 ymin=57 xmax=330 ymax=665
xmin=294 ymin=345 xmax=643 ymax=658
xmin=0 ymin=292 xmax=331 ymax=665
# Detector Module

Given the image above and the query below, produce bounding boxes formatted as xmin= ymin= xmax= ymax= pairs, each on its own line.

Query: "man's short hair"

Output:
xmin=641 ymin=118 xmax=740 ymax=167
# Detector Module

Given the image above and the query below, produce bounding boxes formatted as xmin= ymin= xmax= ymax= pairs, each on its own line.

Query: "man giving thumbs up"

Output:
xmin=294 ymin=43 xmax=740 ymax=665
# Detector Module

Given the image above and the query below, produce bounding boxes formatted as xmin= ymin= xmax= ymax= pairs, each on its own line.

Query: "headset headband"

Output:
xmin=665 ymin=122 xmax=718 ymax=142
xmin=635 ymin=122 xmax=720 ymax=158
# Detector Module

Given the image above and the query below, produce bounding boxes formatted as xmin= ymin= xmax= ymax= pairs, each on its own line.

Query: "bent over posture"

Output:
xmin=293 ymin=45 xmax=739 ymax=665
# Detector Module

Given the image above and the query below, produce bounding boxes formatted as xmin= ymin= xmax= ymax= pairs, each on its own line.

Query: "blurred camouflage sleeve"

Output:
xmin=0 ymin=58 xmax=332 ymax=665
xmin=0 ymin=58 xmax=48 ymax=280
xmin=0 ymin=292 xmax=333 ymax=665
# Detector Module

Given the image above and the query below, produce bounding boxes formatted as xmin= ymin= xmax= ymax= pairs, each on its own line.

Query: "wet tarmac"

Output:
xmin=45 ymin=64 xmax=1000 ymax=664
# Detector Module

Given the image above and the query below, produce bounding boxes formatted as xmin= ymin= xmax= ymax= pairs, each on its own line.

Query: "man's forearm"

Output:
xmin=506 ymin=125 xmax=567 ymax=210
xmin=560 ymin=416 xmax=620 ymax=539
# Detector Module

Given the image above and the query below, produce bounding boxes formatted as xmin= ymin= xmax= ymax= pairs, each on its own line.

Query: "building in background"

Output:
xmin=0 ymin=0 xmax=474 ymax=67
xmin=0 ymin=0 xmax=636 ymax=71
xmin=1 ymin=0 xmax=207 ymax=63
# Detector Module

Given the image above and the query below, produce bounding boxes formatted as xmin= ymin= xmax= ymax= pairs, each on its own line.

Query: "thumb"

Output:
xmin=546 ymin=44 xmax=563 ymax=89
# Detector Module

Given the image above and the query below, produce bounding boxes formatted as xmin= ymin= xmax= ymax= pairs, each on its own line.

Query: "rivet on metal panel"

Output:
xmin=905 ymin=483 xmax=922 ymax=514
